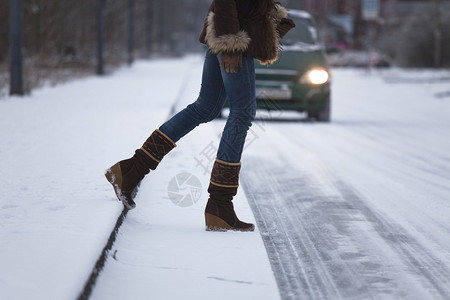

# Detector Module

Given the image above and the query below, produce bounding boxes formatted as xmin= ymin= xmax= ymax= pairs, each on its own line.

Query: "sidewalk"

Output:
xmin=0 ymin=56 xmax=279 ymax=299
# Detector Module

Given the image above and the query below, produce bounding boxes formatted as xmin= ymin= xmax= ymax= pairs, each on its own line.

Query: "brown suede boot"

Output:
xmin=105 ymin=129 xmax=176 ymax=209
xmin=205 ymin=159 xmax=255 ymax=232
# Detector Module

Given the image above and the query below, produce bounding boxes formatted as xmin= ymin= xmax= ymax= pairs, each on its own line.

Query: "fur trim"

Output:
xmin=204 ymin=12 xmax=251 ymax=54
xmin=258 ymin=57 xmax=279 ymax=67
xmin=269 ymin=3 xmax=288 ymax=23
xmin=257 ymin=21 xmax=279 ymax=66
xmin=257 ymin=11 xmax=281 ymax=66
xmin=257 ymin=3 xmax=289 ymax=66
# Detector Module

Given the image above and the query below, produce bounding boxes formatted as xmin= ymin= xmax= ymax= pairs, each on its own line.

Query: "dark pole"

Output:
xmin=97 ymin=0 xmax=105 ymax=75
xmin=146 ymin=0 xmax=152 ymax=58
xmin=9 ymin=0 xmax=24 ymax=96
xmin=433 ymin=0 xmax=441 ymax=69
xmin=127 ymin=0 xmax=135 ymax=65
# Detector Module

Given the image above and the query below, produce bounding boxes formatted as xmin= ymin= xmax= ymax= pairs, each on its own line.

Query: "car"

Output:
xmin=223 ymin=9 xmax=331 ymax=122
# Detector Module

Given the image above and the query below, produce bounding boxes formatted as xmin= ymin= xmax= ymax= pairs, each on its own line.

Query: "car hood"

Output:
xmin=256 ymin=49 xmax=329 ymax=75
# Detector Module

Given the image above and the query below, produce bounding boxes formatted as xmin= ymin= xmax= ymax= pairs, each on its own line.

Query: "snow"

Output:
xmin=1 ymin=56 xmax=450 ymax=299
xmin=240 ymin=67 xmax=450 ymax=298
xmin=0 ymin=56 xmax=277 ymax=300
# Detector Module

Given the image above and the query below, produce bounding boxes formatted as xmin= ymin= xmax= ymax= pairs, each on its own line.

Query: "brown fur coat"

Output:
xmin=199 ymin=0 xmax=295 ymax=66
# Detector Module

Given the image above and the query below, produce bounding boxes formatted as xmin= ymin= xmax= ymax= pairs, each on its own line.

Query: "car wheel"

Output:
xmin=308 ymin=96 xmax=331 ymax=122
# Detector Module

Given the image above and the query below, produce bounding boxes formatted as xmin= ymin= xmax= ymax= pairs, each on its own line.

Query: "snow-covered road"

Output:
xmin=1 ymin=56 xmax=449 ymax=299
xmin=238 ymin=69 xmax=450 ymax=299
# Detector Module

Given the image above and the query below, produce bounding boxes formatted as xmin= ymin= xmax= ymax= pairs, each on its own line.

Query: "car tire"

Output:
xmin=308 ymin=96 xmax=331 ymax=122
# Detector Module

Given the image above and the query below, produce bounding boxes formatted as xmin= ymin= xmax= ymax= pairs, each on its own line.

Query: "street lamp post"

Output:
xmin=97 ymin=0 xmax=105 ymax=75
xmin=9 ymin=0 xmax=24 ymax=95
xmin=433 ymin=0 xmax=442 ymax=69
xmin=146 ymin=0 xmax=152 ymax=57
xmin=127 ymin=0 xmax=135 ymax=65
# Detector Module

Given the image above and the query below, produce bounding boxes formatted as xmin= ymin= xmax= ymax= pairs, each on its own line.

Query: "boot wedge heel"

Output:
xmin=205 ymin=213 xmax=254 ymax=232
xmin=105 ymin=162 xmax=123 ymax=202
xmin=105 ymin=163 xmax=136 ymax=209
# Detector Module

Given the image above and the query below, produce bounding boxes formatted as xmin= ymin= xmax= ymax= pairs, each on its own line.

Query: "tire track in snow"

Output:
xmin=242 ymin=162 xmax=377 ymax=299
xmin=333 ymin=181 xmax=450 ymax=298
xmin=241 ymin=144 xmax=450 ymax=299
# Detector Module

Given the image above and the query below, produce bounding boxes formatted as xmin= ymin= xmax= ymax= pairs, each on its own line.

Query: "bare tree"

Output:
xmin=378 ymin=2 xmax=450 ymax=67
xmin=2 ymin=0 xmax=212 ymax=95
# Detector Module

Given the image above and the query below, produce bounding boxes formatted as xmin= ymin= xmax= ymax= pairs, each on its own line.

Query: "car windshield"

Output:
xmin=281 ymin=17 xmax=320 ymax=46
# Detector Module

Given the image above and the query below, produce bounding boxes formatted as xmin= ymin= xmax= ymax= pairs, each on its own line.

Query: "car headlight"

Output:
xmin=300 ymin=69 xmax=329 ymax=84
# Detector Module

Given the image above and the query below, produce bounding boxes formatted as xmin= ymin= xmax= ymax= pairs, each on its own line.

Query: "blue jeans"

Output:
xmin=159 ymin=50 xmax=256 ymax=163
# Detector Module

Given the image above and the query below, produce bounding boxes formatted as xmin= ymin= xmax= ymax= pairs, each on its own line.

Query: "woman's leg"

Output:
xmin=106 ymin=50 xmax=227 ymax=210
xmin=205 ymin=55 xmax=256 ymax=232
xmin=159 ymin=50 xmax=227 ymax=142
xmin=216 ymin=55 xmax=256 ymax=163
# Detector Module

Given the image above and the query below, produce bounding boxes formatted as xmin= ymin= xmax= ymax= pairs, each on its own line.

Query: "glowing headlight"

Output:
xmin=301 ymin=69 xmax=329 ymax=84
